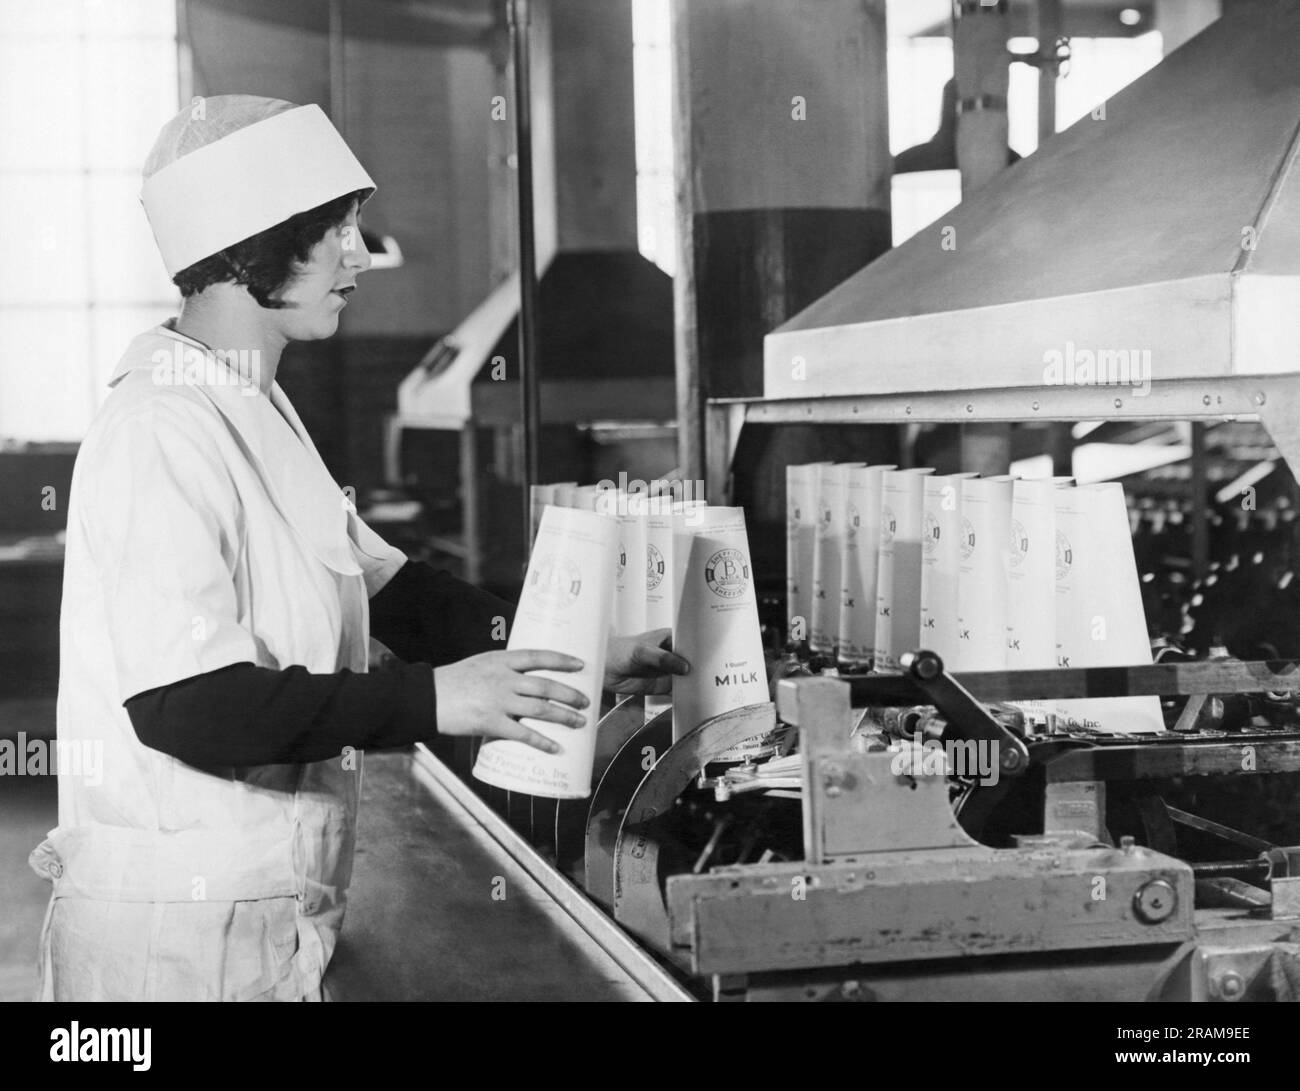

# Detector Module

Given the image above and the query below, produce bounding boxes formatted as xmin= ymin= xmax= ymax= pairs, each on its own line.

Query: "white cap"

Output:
xmin=140 ymin=95 xmax=376 ymax=277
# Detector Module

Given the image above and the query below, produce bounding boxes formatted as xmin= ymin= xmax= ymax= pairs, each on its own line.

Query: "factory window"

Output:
xmin=888 ymin=29 xmax=1164 ymax=246
xmin=632 ymin=0 xmax=675 ymax=277
xmin=0 ymin=0 xmax=179 ymax=443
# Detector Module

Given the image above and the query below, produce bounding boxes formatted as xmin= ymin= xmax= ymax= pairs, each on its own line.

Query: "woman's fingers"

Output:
xmin=507 ymin=649 xmax=584 ymax=673
xmin=494 ymin=718 xmax=563 ymax=754
xmin=629 ymin=640 xmax=691 ymax=677
xmin=506 ymin=695 xmax=586 ymax=729
xmin=515 ymin=674 xmax=589 ymax=710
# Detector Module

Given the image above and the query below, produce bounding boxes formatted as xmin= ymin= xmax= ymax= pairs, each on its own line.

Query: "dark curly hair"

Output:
xmin=172 ymin=188 xmax=369 ymax=308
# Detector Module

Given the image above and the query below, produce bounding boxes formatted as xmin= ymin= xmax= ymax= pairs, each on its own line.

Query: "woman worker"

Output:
xmin=29 ymin=95 xmax=688 ymax=1002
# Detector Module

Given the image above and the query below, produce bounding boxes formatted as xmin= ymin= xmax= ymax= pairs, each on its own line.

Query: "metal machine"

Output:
xmin=563 ymin=656 xmax=1300 ymax=1001
xmin=418 ymin=6 xmax=1300 ymax=1002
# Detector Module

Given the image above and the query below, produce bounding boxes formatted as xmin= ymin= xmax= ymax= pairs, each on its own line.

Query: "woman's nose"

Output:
xmin=344 ymin=235 xmax=372 ymax=273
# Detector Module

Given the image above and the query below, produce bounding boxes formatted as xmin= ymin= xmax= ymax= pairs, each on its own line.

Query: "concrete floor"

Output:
xmin=0 ymin=702 xmax=655 ymax=1001
xmin=0 ymin=699 xmax=57 ymax=1002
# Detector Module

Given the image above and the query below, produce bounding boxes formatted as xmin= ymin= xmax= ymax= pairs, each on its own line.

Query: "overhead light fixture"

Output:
xmin=1119 ymin=8 xmax=1143 ymax=27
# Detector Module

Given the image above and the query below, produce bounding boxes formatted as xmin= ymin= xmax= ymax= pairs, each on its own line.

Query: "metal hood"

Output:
xmin=397 ymin=249 xmax=675 ymax=427
xmin=764 ymin=2 xmax=1300 ymax=401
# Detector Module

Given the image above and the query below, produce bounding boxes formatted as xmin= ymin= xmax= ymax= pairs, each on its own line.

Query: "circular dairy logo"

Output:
xmin=1009 ymin=519 xmax=1029 ymax=568
xmin=960 ymin=516 xmax=976 ymax=561
xmin=923 ymin=508 xmax=941 ymax=556
xmin=881 ymin=504 xmax=897 ymax=543
xmin=704 ymin=548 xmax=750 ymax=599
xmin=529 ymin=553 xmax=582 ymax=609
xmin=1056 ymin=529 xmax=1073 ymax=581
xmin=646 ymin=543 xmax=665 ymax=590
xmin=846 ymin=502 xmax=860 ymax=541
xmin=617 ymin=540 xmax=627 ymax=577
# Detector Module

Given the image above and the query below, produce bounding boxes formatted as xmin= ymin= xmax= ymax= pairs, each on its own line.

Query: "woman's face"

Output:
xmin=272 ymin=203 xmax=372 ymax=341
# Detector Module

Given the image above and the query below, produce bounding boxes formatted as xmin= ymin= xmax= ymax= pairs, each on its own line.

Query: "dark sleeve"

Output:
xmin=126 ymin=661 xmax=435 ymax=767
xmin=368 ymin=560 xmax=517 ymax=666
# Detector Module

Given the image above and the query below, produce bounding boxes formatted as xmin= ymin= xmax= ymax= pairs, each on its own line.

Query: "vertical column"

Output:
xmin=954 ymin=0 xmax=1013 ymax=475
xmin=670 ymin=0 xmax=893 ymax=582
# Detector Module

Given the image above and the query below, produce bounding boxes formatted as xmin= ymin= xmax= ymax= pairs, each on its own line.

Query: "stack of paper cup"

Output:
xmin=785 ymin=463 xmax=825 ymax=646
xmin=875 ymin=468 xmax=934 ymax=672
xmin=838 ymin=464 xmax=894 ymax=669
xmin=643 ymin=496 xmax=678 ymax=722
xmin=610 ymin=491 xmax=648 ymax=637
xmin=954 ymin=475 xmax=1014 ymax=672
xmin=811 ymin=463 xmax=863 ymax=658
xmin=672 ymin=507 xmax=776 ymax=759
xmin=671 ymin=499 xmax=709 ymax=619
xmin=472 ymin=505 xmax=619 ymax=798
xmin=1054 ymin=483 xmax=1163 ymax=733
xmin=1007 ymin=478 xmax=1058 ymax=669
xmin=920 ymin=472 xmax=977 ymax=663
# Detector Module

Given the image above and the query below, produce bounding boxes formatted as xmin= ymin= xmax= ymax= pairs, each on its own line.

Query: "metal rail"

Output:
xmin=841 ymin=658 xmax=1300 ymax=706
xmin=410 ymin=743 xmax=696 ymax=1003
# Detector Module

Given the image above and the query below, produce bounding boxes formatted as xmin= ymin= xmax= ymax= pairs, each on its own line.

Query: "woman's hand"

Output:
xmin=433 ymin=649 xmax=589 ymax=754
xmin=604 ymin=627 xmax=691 ymax=695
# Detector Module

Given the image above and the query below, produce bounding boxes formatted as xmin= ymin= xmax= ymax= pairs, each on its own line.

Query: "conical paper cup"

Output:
xmin=672 ymin=507 xmax=775 ymax=758
xmin=473 ymin=506 xmax=618 ymax=798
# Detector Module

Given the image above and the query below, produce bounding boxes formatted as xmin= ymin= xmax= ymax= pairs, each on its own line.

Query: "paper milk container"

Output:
xmin=473 ymin=506 xmax=619 ymax=799
xmin=610 ymin=491 xmax=648 ymax=637
xmin=810 ymin=463 xmax=862 ymax=657
xmin=837 ymin=464 xmax=894 ymax=668
xmin=785 ymin=463 xmax=826 ymax=647
xmin=920 ymin=472 xmax=977 ymax=664
xmin=1054 ymin=483 xmax=1163 ymax=733
xmin=672 ymin=507 xmax=777 ymax=759
xmin=1007 ymin=478 xmax=1058 ymax=670
xmin=874 ymin=468 xmax=933 ymax=672
xmin=954 ymin=475 xmax=1014 ymax=672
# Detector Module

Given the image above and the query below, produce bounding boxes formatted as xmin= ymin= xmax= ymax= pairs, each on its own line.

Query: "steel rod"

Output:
xmin=509 ymin=0 xmax=541 ymax=554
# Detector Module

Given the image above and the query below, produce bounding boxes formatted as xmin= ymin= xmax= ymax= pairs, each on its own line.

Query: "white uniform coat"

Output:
xmin=29 ymin=322 xmax=406 ymax=1000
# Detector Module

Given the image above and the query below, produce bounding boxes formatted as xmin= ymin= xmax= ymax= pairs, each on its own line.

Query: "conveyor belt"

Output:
xmin=323 ymin=747 xmax=694 ymax=1001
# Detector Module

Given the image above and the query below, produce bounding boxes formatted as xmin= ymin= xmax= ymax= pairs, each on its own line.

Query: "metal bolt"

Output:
xmin=966 ymin=403 xmax=974 ymax=413
xmin=1031 ymin=400 xmax=1040 ymax=411
xmin=1203 ymin=394 xmax=1212 ymax=406
xmin=1254 ymin=391 xmax=1266 ymax=406
xmin=1218 ymin=971 xmax=1245 ymax=999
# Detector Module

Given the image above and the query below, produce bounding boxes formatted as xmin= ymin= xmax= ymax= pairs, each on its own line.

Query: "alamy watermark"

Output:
xmin=594 ymin=472 xmax=707 ymax=524
xmin=889 ymin=734 xmax=1000 ymax=787
xmin=1042 ymin=341 xmax=1151 ymax=397
xmin=151 ymin=340 xmax=262 ymax=395
xmin=0 ymin=734 xmax=103 ymax=786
